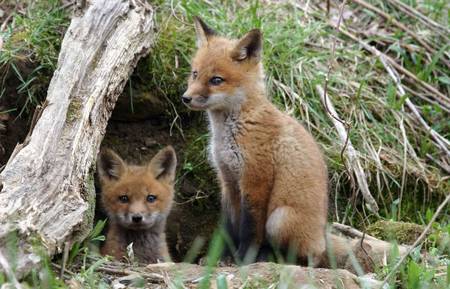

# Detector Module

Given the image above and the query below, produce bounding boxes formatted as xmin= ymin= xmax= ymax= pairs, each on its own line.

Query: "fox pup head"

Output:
xmin=182 ymin=17 xmax=264 ymax=111
xmin=97 ymin=146 xmax=177 ymax=230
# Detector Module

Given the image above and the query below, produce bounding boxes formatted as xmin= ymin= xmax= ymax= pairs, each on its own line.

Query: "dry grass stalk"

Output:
xmin=316 ymin=85 xmax=379 ymax=214
xmin=377 ymin=46 xmax=450 ymax=158
xmin=339 ymin=28 xmax=450 ymax=112
xmin=351 ymin=0 xmax=448 ymax=67
xmin=386 ymin=0 xmax=450 ymax=39
xmin=319 ymin=0 xmax=376 ymax=215
xmin=426 ymin=154 xmax=450 ymax=174
xmin=402 ymin=85 xmax=450 ymax=113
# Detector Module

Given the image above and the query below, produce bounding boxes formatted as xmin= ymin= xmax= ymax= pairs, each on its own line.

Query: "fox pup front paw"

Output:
xmin=97 ymin=146 xmax=176 ymax=264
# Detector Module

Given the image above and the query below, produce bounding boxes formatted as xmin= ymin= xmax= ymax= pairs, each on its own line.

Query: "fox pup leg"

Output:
xmin=220 ymin=178 xmax=241 ymax=258
xmin=236 ymin=197 xmax=258 ymax=261
xmin=266 ymin=206 xmax=326 ymax=266
xmin=237 ymin=177 xmax=271 ymax=262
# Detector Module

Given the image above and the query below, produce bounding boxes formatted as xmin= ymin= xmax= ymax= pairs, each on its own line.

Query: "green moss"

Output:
xmin=71 ymin=168 xmax=97 ymax=245
xmin=66 ymin=98 xmax=82 ymax=123
xmin=367 ymin=220 xmax=425 ymax=245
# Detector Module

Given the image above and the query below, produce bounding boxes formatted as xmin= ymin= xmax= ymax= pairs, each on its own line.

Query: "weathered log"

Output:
xmin=0 ymin=0 xmax=155 ymax=278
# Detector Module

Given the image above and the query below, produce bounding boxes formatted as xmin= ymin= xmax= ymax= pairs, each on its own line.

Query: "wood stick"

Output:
xmin=316 ymin=85 xmax=379 ymax=214
xmin=332 ymin=222 xmax=379 ymax=241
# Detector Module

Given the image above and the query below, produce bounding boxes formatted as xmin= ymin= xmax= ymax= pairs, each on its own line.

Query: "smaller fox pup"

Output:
xmin=97 ymin=146 xmax=177 ymax=264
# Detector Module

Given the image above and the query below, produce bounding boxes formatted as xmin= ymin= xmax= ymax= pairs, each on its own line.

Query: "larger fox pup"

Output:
xmin=97 ymin=146 xmax=176 ymax=264
xmin=182 ymin=17 xmax=328 ymax=264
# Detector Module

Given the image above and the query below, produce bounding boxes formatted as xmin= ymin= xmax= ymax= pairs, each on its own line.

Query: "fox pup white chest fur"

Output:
xmin=208 ymin=110 xmax=243 ymax=183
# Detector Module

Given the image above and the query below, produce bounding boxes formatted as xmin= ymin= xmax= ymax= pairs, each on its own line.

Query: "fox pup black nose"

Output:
xmin=132 ymin=215 xmax=143 ymax=223
xmin=182 ymin=95 xmax=192 ymax=104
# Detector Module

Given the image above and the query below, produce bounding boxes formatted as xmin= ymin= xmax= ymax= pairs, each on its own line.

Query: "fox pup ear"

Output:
xmin=231 ymin=29 xmax=262 ymax=62
xmin=97 ymin=149 xmax=126 ymax=183
xmin=148 ymin=146 xmax=177 ymax=184
xmin=193 ymin=16 xmax=216 ymax=47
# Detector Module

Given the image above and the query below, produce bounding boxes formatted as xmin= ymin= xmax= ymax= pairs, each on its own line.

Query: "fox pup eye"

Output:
xmin=118 ymin=195 xmax=129 ymax=203
xmin=209 ymin=76 xmax=224 ymax=86
xmin=147 ymin=195 xmax=157 ymax=203
xmin=192 ymin=71 xmax=198 ymax=79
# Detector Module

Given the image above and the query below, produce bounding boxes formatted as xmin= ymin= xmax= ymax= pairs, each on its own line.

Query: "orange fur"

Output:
xmin=183 ymin=17 xmax=328 ymax=264
xmin=97 ymin=146 xmax=176 ymax=264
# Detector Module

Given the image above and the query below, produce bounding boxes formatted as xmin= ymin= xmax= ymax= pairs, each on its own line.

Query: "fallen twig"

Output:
xmin=97 ymin=265 xmax=167 ymax=284
xmin=380 ymin=193 xmax=450 ymax=288
xmin=332 ymin=222 xmax=379 ymax=241
xmin=316 ymin=85 xmax=379 ymax=214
